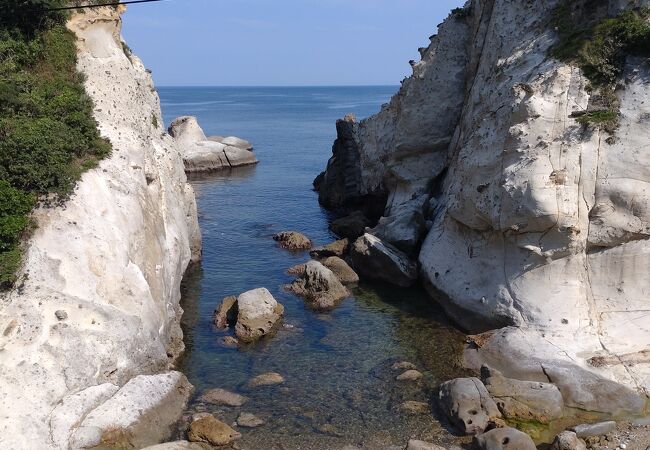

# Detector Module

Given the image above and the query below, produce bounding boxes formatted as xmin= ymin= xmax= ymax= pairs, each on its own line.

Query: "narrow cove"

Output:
xmin=162 ymin=86 xmax=469 ymax=449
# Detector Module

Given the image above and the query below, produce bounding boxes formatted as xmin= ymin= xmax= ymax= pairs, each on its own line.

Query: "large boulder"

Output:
xmin=169 ymin=116 xmax=257 ymax=172
xmin=550 ymin=431 xmax=587 ymax=450
xmin=69 ymin=372 xmax=192 ymax=449
xmin=187 ymin=415 xmax=241 ymax=447
xmin=321 ymin=256 xmax=359 ymax=284
xmin=234 ymin=288 xmax=284 ymax=343
xmin=438 ymin=377 xmax=501 ymax=435
xmin=474 ymin=427 xmax=536 ymax=450
xmin=273 ymin=231 xmax=312 ymax=250
xmin=286 ymin=260 xmax=349 ymax=310
xmin=350 ymin=233 xmax=418 ymax=287
xmin=220 ymin=136 xmax=253 ymax=151
xmin=481 ymin=366 xmax=564 ymax=424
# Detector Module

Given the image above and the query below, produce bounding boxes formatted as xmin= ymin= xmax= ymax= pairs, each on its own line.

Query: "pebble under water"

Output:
xmin=159 ymin=87 xmax=470 ymax=449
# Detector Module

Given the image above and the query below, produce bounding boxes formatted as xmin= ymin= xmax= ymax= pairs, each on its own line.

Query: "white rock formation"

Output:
xmin=0 ymin=6 xmax=200 ymax=449
xmin=316 ymin=0 xmax=650 ymax=413
xmin=169 ymin=116 xmax=258 ymax=172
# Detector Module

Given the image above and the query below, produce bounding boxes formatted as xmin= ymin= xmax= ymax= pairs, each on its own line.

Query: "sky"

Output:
xmin=121 ymin=0 xmax=464 ymax=86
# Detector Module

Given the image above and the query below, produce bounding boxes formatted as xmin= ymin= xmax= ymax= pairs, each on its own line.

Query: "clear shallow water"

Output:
xmin=159 ymin=87 xmax=470 ymax=449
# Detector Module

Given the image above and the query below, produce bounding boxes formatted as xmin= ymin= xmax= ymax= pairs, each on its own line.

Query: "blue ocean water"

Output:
xmin=158 ymin=87 xmax=468 ymax=449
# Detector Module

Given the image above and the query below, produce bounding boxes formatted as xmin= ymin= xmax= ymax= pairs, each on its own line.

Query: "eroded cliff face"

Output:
xmin=317 ymin=0 xmax=650 ymax=410
xmin=0 ymin=7 xmax=200 ymax=449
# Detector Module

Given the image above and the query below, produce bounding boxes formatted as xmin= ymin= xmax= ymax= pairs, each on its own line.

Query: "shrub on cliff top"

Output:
xmin=0 ymin=0 xmax=111 ymax=288
xmin=551 ymin=2 xmax=650 ymax=131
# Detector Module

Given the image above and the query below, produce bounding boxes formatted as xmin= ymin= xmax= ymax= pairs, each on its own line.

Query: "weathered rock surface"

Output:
xmin=286 ymin=260 xmax=349 ymax=310
xmin=142 ymin=441 xmax=208 ymax=450
xmin=234 ymin=288 xmax=284 ymax=342
xmin=551 ymin=431 xmax=587 ymax=450
xmin=309 ymin=238 xmax=349 ymax=258
xmin=187 ymin=415 xmax=241 ymax=447
xmin=220 ymin=135 xmax=254 ymax=151
xmin=330 ymin=210 xmax=372 ymax=239
xmin=350 ymin=233 xmax=418 ymax=287
xmin=248 ymin=372 xmax=285 ymax=387
xmin=273 ymin=231 xmax=312 ymax=250
xmin=370 ymin=195 xmax=428 ymax=254
xmin=197 ymin=388 xmax=247 ymax=407
xmin=438 ymin=377 xmax=501 ymax=435
xmin=0 ymin=7 xmax=201 ymax=449
xmin=482 ymin=366 xmax=564 ymax=423
xmin=213 ymin=295 xmax=238 ymax=329
xmin=405 ymin=440 xmax=448 ymax=450
xmin=315 ymin=0 xmax=650 ymax=408
xmin=321 ymin=256 xmax=359 ymax=284
xmin=169 ymin=116 xmax=257 ymax=172
xmin=474 ymin=427 xmax=536 ymax=450
xmin=70 ymin=372 xmax=192 ymax=449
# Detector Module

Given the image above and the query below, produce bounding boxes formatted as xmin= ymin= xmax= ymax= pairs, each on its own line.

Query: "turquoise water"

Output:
xmin=159 ymin=87 xmax=469 ymax=449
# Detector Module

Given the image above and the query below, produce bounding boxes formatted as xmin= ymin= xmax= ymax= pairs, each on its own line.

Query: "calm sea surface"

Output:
xmin=158 ymin=86 xmax=468 ymax=449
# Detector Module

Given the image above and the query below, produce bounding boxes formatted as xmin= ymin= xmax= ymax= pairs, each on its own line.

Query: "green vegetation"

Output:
xmin=0 ymin=0 xmax=111 ymax=288
xmin=551 ymin=2 xmax=650 ymax=131
xmin=450 ymin=7 xmax=471 ymax=19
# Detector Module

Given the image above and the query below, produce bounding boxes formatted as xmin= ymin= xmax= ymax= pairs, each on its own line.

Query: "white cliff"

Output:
xmin=0 ymin=6 xmax=200 ymax=449
xmin=317 ymin=0 xmax=650 ymax=419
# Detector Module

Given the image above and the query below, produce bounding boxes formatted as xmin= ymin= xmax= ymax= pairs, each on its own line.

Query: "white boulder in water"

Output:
xmin=168 ymin=116 xmax=257 ymax=172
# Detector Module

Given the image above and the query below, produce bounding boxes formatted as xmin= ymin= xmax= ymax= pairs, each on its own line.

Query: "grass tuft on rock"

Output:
xmin=551 ymin=2 xmax=650 ymax=131
xmin=0 ymin=0 xmax=112 ymax=289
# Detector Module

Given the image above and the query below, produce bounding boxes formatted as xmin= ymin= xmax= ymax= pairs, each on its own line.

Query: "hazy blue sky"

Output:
xmin=121 ymin=0 xmax=464 ymax=86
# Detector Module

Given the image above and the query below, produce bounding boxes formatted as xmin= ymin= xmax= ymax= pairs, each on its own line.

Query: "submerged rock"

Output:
xmin=438 ymin=377 xmax=501 ymax=435
xmin=169 ymin=116 xmax=257 ymax=172
xmin=330 ymin=211 xmax=371 ymax=239
xmin=350 ymin=233 xmax=418 ymax=287
xmin=273 ymin=231 xmax=312 ymax=250
xmin=142 ymin=441 xmax=207 ymax=450
xmin=286 ymin=260 xmax=349 ymax=310
xmin=309 ymin=238 xmax=349 ymax=258
xmin=197 ymin=388 xmax=247 ymax=407
xmin=248 ymin=372 xmax=285 ymax=387
xmin=234 ymin=288 xmax=284 ymax=343
xmin=400 ymin=401 xmax=430 ymax=414
xmin=212 ymin=295 xmax=238 ymax=329
xmin=187 ymin=415 xmax=241 ymax=447
xmin=321 ymin=256 xmax=359 ymax=284
xmin=236 ymin=412 xmax=266 ymax=428
xmin=474 ymin=427 xmax=536 ymax=450
xmin=396 ymin=370 xmax=423 ymax=381
xmin=392 ymin=361 xmax=417 ymax=371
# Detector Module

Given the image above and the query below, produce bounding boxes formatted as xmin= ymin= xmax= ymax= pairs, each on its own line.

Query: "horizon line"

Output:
xmin=156 ymin=84 xmax=400 ymax=88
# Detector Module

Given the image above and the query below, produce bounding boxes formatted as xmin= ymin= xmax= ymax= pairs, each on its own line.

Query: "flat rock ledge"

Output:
xmin=169 ymin=116 xmax=257 ymax=172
